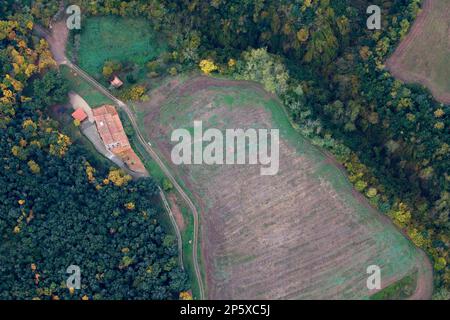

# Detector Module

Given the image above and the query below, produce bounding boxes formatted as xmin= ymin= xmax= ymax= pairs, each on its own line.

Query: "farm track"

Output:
xmin=34 ymin=23 xmax=205 ymax=299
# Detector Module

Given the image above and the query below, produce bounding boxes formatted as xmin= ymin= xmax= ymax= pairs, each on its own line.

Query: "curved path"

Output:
xmin=34 ymin=24 xmax=205 ymax=299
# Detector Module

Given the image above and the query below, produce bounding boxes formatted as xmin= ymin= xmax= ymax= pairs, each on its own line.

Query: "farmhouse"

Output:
xmin=93 ymin=105 xmax=145 ymax=173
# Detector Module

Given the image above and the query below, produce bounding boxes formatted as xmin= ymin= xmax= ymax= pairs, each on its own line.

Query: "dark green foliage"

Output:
xmin=32 ymin=70 xmax=69 ymax=108
xmin=0 ymin=99 xmax=187 ymax=300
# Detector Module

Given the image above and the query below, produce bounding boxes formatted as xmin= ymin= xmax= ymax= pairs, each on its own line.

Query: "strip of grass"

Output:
xmin=180 ymin=205 xmax=202 ymax=300
xmin=60 ymin=65 xmax=113 ymax=107
xmin=370 ymin=272 xmax=417 ymax=300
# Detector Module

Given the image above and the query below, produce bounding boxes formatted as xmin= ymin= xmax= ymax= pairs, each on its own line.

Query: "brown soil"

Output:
xmin=386 ymin=0 xmax=450 ymax=103
xmin=44 ymin=20 xmax=69 ymax=64
xmin=139 ymin=76 xmax=433 ymax=299
xmin=407 ymin=251 xmax=434 ymax=300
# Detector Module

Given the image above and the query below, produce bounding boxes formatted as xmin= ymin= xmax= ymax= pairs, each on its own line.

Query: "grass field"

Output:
xmin=137 ymin=76 xmax=430 ymax=299
xmin=72 ymin=16 xmax=166 ymax=78
xmin=370 ymin=272 xmax=417 ymax=300
xmin=386 ymin=0 xmax=450 ymax=103
xmin=60 ymin=65 xmax=113 ymax=107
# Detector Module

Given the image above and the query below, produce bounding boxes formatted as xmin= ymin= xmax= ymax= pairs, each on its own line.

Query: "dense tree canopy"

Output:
xmin=0 ymin=10 xmax=187 ymax=300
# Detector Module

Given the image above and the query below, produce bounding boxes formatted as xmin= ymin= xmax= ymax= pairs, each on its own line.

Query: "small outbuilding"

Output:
xmin=71 ymin=108 xmax=88 ymax=122
xmin=110 ymin=76 xmax=123 ymax=88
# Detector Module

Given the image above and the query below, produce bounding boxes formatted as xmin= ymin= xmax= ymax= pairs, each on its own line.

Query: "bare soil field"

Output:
xmin=386 ymin=0 xmax=450 ymax=103
xmin=137 ymin=76 xmax=432 ymax=299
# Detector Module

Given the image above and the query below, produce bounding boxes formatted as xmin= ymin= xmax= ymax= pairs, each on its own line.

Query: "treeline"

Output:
xmin=0 ymin=11 xmax=188 ymax=299
xmin=28 ymin=0 xmax=448 ymax=298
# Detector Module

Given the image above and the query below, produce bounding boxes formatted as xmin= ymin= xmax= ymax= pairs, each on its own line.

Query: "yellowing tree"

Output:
xmin=296 ymin=28 xmax=309 ymax=42
xmin=5 ymin=74 xmax=23 ymax=92
xmin=11 ymin=145 xmax=26 ymax=160
xmin=179 ymin=291 xmax=193 ymax=300
xmin=125 ymin=202 xmax=135 ymax=210
xmin=389 ymin=202 xmax=412 ymax=228
xmin=354 ymin=180 xmax=367 ymax=192
xmin=27 ymin=160 xmax=41 ymax=174
xmin=434 ymin=108 xmax=445 ymax=118
xmin=301 ymin=0 xmax=313 ymax=11
xmin=434 ymin=122 xmax=445 ymax=130
xmin=49 ymin=133 xmax=71 ymax=157
xmin=227 ymin=58 xmax=236 ymax=67
xmin=407 ymin=228 xmax=427 ymax=248
xmin=102 ymin=65 xmax=113 ymax=78
xmin=359 ymin=46 xmax=371 ymax=61
xmin=22 ymin=119 xmax=37 ymax=131
xmin=85 ymin=162 xmax=96 ymax=183
xmin=108 ymin=168 xmax=132 ymax=187
xmin=236 ymin=48 xmax=289 ymax=95
xmin=126 ymin=85 xmax=146 ymax=101
xmin=366 ymin=187 xmax=377 ymax=198
xmin=435 ymin=257 xmax=447 ymax=271
xmin=199 ymin=59 xmax=218 ymax=75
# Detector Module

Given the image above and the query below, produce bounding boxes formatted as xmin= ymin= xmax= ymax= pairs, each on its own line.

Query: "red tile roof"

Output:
xmin=71 ymin=108 xmax=88 ymax=122
xmin=93 ymin=105 xmax=129 ymax=150
xmin=110 ymin=76 xmax=123 ymax=88
xmin=93 ymin=105 xmax=145 ymax=173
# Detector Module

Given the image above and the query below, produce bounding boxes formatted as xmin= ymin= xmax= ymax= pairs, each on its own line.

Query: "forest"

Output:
xmin=0 ymin=4 xmax=188 ymax=299
xmin=1 ymin=0 xmax=448 ymax=299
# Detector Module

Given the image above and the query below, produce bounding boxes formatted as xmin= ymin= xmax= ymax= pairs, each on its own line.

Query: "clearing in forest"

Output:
xmin=137 ymin=76 xmax=431 ymax=299
xmin=69 ymin=16 xmax=166 ymax=77
xmin=386 ymin=0 xmax=450 ymax=103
